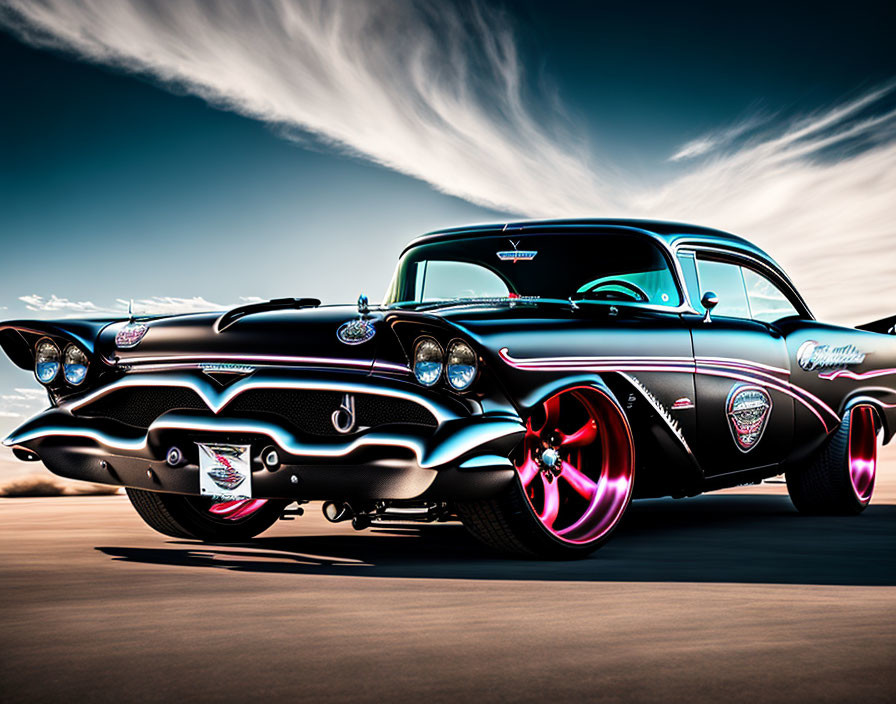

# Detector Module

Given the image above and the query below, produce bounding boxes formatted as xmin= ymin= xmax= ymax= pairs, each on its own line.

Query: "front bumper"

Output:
xmin=5 ymin=407 xmax=524 ymax=501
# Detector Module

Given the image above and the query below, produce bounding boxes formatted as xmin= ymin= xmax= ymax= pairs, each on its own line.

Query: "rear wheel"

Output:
xmin=458 ymin=386 xmax=635 ymax=559
xmin=126 ymin=488 xmax=286 ymax=541
xmin=786 ymin=405 xmax=879 ymax=515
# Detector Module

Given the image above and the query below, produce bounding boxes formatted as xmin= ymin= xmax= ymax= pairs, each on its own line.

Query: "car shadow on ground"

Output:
xmin=97 ymin=494 xmax=896 ymax=586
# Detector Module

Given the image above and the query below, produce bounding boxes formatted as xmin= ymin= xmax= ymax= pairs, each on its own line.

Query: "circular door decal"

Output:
xmin=726 ymin=385 xmax=772 ymax=453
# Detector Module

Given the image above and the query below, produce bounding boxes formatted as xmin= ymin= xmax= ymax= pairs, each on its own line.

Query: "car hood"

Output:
xmin=97 ymin=305 xmax=388 ymax=372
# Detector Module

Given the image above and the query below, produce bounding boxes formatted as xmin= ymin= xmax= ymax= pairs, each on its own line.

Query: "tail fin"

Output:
xmin=856 ymin=314 xmax=896 ymax=335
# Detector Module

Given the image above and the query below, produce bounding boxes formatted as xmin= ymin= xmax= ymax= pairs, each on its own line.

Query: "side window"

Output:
xmin=742 ymin=268 xmax=799 ymax=323
xmin=695 ymin=259 xmax=750 ymax=319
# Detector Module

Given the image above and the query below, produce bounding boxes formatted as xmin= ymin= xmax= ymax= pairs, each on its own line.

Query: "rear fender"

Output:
xmin=856 ymin=314 xmax=896 ymax=335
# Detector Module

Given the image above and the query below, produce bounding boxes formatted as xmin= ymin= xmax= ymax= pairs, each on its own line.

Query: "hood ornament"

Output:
xmin=337 ymin=294 xmax=376 ymax=345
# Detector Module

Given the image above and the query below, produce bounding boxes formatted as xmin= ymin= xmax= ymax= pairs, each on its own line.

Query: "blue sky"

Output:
xmin=1 ymin=0 xmax=895 ymax=435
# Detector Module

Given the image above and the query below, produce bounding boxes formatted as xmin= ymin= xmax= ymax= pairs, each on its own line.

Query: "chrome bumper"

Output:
xmin=4 ymin=407 xmax=524 ymax=501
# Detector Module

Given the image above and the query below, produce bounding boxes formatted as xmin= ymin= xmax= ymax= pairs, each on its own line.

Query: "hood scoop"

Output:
xmin=215 ymin=297 xmax=321 ymax=333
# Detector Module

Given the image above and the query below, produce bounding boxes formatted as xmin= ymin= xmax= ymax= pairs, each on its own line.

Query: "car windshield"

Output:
xmin=385 ymin=232 xmax=682 ymax=307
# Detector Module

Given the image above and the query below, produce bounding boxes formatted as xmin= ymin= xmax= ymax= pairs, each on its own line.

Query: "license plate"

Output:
xmin=197 ymin=443 xmax=252 ymax=501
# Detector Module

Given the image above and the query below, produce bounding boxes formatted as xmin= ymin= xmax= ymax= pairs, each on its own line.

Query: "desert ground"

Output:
xmin=1 ymin=445 xmax=894 ymax=703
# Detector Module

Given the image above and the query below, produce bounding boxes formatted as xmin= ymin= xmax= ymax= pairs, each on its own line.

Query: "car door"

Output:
xmin=678 ymin=250 xmax=795 ymax=476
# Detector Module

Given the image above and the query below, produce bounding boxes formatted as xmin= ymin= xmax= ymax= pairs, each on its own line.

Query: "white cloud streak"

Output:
xmin=19 ymin=294 xmax=265 ymax=316
xmin=0 ymin=387 xmax=47 ymax=419
xmin=1 ymin=0 xmax=895 ymax=324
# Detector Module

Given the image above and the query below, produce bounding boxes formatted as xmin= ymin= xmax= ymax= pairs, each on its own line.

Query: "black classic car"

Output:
xmin=2 ymin=220 xmax=894 ymax=558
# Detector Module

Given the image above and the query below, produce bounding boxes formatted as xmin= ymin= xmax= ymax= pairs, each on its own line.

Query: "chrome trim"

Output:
xmin=459 ymin=454 xmax=514 ymax=469
xmin=623 ymin=374 xmax=694 ymax=457
xmin=66 ymin=372 xmax=458 ymax=424
xmin=111 ymin=353 xmax=409 ymax=374
xmin=4 ymin=412 xmax=524 ymax=470
xmin=673 ymin=242 xmax=814 ymax=320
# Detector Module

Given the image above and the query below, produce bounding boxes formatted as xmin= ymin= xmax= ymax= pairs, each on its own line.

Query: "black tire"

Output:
xmin=786 ymin=405 xmax=879 ymax=515
xmin=457 ymin=480 xmax=628 ymax=559
xmin=457 ymin=386 xmax=635 ymax=559
xmin=126 ymin=488 xmax=286 ymax=541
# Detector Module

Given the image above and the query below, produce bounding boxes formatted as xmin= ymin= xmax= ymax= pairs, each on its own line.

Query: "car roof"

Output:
xmin=404 ymin=218 xmax=778 ymax=268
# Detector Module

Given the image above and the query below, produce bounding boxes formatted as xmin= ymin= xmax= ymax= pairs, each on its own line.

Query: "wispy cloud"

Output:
xmin=0 ymin=387 xmax=47 ymax=419
xmin=668 ymin=116 xmax=768 ymax=161
xmin=1 ymin=0 xmax=894 ymax=324
xmin=19 ymin=294 xmax=106 ymax=314
xmin=18 ymin=294 xmax=265 ymax=316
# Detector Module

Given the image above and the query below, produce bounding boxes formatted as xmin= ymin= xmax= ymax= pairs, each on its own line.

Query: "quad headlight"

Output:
xmin=35 ymin=339 xmax=61 ymax=384
xmin=63 ymin=344 xmax=89 ymax=386
xmin=414 ymin=338 xmax=443 ymax=387
xmin=446 ymin=340 xmax=477 ymax=390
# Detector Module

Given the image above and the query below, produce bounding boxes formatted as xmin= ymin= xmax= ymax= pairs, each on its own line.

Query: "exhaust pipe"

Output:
xmin=322 ymin=501 xmax=353 ymax=523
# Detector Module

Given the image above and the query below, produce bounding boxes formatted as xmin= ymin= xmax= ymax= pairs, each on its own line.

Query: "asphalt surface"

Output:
xmin=2 ymin=466 xmax=895 ymax=703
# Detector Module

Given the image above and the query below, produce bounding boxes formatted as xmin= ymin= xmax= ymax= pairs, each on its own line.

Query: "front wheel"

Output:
xmin=458 ymin=386 xmax=635 ymax=559
xmin=126 ymin=488 xmax=287 ymax=541
xmin=786 ymin=405 xmax=879 ymax=515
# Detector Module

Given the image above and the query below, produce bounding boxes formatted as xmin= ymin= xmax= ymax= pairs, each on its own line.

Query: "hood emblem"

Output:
xmin=115 ymin=322 xmax=148 ymax=349
xmin=726 ymin=385 xmax=772 ymax=453
xmin=797 ymin=340 xmax=866 ymax=372
xmin=200 ymin=363 xmax=255 ymax=387
xmin=337 ymin=319 xmax=375 ymax=345
xmin=497 ymin=239 xmax=537 ymax=262
xmin=331 ymin=393 xmax=357 ymax=434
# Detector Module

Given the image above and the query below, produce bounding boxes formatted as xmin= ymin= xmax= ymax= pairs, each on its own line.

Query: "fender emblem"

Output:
xmin=115 ymin=322 xmax=148 ymax=349
xmin=726 ymin=385 xmax=772 ymax=453
xmin=331 ymin=393 xmax=357 ymax=434
xmin=797 ymin=340 xmax=865 ymax=372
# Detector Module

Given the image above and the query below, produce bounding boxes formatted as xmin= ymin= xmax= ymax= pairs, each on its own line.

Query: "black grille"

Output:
xmin=76 ymin=387 xmax=207 ymax=428
xmin=75 ymin=386 xmax=437 ymax=435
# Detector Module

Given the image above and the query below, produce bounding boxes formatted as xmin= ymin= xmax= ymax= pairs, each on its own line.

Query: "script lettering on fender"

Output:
xmin=797 ymin=340 xmax=866 ymax=372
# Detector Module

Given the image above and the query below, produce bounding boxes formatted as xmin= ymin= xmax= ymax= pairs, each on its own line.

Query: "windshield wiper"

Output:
xmin=214 ymin=297 xmax=321 ymax=333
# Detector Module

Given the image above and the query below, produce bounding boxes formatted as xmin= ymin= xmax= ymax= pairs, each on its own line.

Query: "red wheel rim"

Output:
xmin=516 ymin=387 xmax=634 ymax=544
xmin=207 ymin=499 xmax=269 ymax=521
xmin=848 ymin=406 xmax=877 ymax=503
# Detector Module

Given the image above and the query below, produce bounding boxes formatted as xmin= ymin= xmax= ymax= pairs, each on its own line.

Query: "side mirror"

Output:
xmin=701 ymin=291 xmax=719 ymax=323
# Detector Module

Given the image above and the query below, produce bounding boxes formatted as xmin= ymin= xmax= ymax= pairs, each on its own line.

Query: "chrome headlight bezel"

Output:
xmin=446 ymin=339 xmax=478 ymax=391
xmin=413 ymin=337 xmax=444 ymax=387
xmin=34 ymin=338 xmax=61 ymax=385
xmin=63 ymin=344 xmax=89 ymax=386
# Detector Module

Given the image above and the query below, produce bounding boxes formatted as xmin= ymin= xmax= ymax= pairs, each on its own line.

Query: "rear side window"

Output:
xmin=742 ymin=268 xmax=799 ymax=323
xmin=695 ymin=259 xmax=750 ymax=319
